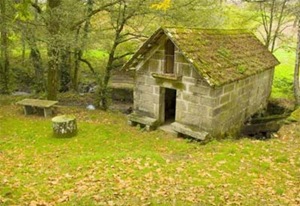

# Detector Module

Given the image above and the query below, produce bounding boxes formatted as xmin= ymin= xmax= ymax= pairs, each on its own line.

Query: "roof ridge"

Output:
xmin=162 ymin=26 xmax=252 ymax=34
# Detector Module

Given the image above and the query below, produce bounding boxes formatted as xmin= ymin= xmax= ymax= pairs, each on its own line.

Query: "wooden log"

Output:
xmin=52 ymin=115 xmax=77 ymax=138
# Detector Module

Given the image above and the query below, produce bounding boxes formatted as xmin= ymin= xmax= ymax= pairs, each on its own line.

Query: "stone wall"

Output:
xmin=209 ymin=68 xmax=274 ymax=135
xmin=133 ymin=38 xmax=274 ymax=136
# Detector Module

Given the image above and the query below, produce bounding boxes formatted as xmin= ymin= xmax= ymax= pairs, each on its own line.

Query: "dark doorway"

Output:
xmin=164 ymin=88 xmax=176 ymax=122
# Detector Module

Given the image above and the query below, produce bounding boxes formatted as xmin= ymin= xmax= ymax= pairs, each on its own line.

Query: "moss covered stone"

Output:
xmin=52 ymin=115 xmax=77 ymax=138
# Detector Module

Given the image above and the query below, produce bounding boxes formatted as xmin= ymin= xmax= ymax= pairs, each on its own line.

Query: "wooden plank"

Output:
xmin=16 ymin=99 xmax=58 ymax=108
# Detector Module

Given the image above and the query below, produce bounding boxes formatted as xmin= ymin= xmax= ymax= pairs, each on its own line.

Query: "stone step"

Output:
xmin=159 ymin=124 xmax=178 ymax=136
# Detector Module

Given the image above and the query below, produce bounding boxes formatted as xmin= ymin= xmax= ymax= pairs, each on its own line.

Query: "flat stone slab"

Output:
xmin=128 ymin=113 xmax=158 ymax=131
xmin=17 ymin=99 xmax=58 ymax=108
xmin=171 ymin=122 xmax=208 ymax=140
xmin=16 ymin=98 xmax=58 ymax=117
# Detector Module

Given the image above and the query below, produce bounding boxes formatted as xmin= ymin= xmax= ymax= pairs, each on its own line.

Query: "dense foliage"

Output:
xmin=0 ymin=0 xmax=299 ymax=106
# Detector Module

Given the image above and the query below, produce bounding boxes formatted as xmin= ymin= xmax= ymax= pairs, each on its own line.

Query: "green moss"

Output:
xmin=237 ymin=65 xmax=247 ymax=74
xmin=287 ymin=108 xmax=300 ymax=122
xmin=217 ymin=47 xmax=231 ymax=58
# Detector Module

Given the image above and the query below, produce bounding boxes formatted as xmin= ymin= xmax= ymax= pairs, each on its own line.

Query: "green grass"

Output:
xmin=0 ymin=97 xmax=299 ymax=205
xmin=272 ymin=49 xmax=295 ymax=99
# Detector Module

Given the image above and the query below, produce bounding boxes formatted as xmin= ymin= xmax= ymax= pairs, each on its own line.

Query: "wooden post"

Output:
xmin=52 ymin=115 xmax=77 ymax=138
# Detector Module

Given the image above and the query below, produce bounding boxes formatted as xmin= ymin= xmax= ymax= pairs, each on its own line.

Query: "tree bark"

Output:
xmin=294 ymin=18 xmax=300 ymax=106
xmin=29 ymin=39 xmax=45 ymax=93
xmin=59 ymin=47 xmax=72 ymax=92
xmin=0 ymin=0 xmax=10 ymax=94
xmin=72 ymin=0 xmax=93 ymax=92
xmin=46 ymin=0 xmax=61 ymax=100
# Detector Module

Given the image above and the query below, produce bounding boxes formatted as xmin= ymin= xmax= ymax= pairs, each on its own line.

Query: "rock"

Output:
xmin=12 ymin=91 xmax=31 ymax=96
xmin=86 ymin=104 xmax=96 ymax=110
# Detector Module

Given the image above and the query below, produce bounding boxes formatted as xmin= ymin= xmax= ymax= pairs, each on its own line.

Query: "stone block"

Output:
xmin=138 ymin=85 xmax=152 ymax=94
xmin=200 ymin=118 xmax=213 ymax=130
xmin=153 ymin=103 xmax=160 ymax=118
xmin=128 ymin=113 xmax=158 ymax=130
xmin=178 ymin=112 xmax=200 ymax=126
xmin=189 ymin=85 xmax=210 ymax=96
xmin=171 ymin=122 xmax=208 ymax=140
xmin=191 ymin=68 xmax=201 ymax=79
xmin=182 ymin=92 xmax=199 ymax=104
xmin=219 ymin=93 xmax=230 ymax=104
xmin=212 ymin=103 xmax=229 ymax=117
xmin=175 ymin=53 xmax=186 ymax=63
xmin=182 ymin=76 xmax=197 ymax=84
xmin=136 ymin=75 xmax=146 ymax=84
xmin=153 ymin=86 xmax=160 ymax=95
xmin=223 ymin=83 xmax=235 ymax=93
xmin=145 ymin=76 xmax=156 ymax=85
xmin=198 ymin=79 xmax=210 ymax=87
xmin=148 ymin=59 xmax=160 ymax=73
xmin=176 ymin=100 xmax=187 ymax=112
xmin=181 ymin=63 xmax=192 ymax=77
xmin=152 ymin=51 xmax=164 ymax=60
xmin=199 ymin=106 xmax=211 ymax=117
xmin=199 ymin=96 xmax=218 ymax=107
xmin=187 ymin=103 xmax=199 ymax=114
xmin=210 ymin=87 xmax=223 ymax=97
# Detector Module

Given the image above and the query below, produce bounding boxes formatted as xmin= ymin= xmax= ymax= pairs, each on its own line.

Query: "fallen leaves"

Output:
xmin=1 ymin=104 xmax=300 ymax=205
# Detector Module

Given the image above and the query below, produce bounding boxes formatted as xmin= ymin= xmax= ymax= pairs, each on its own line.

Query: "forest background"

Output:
xmin=0 ymin=0 xmax=299 ymax=108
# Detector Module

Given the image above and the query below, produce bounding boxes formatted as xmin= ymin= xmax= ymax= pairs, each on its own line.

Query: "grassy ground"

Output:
xmin=0 ymin=97 xmax=299 ymax=205
xmin=272 ymin=49 xmax=295 ymax=99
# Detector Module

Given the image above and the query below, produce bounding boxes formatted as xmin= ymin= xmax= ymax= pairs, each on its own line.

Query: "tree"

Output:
xmin=96 ymin=0 xmax=223 ymax=110
xmin=294 ymin=13 xmax=300 ymax=105
xmin=46 ymin=0 xmax=61 ymax=100
xmin=0 ymin=0 xmax=10 ymax=94
xmin=97 ymin=0 xmax=153 ymax=110
xmin=246 ymin=0 xmax=294 ymax=53
xmin=152 ymin=0 xmax=222 ymax=28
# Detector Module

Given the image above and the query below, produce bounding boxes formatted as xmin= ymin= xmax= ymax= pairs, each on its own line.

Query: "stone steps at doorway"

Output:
xmin=159 ymin=123 xmax=178 ymax=136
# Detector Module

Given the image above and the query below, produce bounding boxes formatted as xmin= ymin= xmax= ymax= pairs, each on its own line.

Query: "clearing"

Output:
xmin=0 ymin=97 xmax=299 ymax=205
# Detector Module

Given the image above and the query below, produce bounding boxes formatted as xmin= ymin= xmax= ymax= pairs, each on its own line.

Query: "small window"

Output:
xmin=165 ymin=39 xmax=175 ymax=74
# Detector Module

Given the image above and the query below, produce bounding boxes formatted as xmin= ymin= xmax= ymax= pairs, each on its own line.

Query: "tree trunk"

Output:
xmin=59 ymin=48 xmax=72 ymax=92
xmin=0 ymin=0 xmax=10 ymax=94
xmin=46 ymin=0 xmax=61 ymax=100
xmin=30 ymin=42 xmax=45 ymax=93
xmin=30 ymin=0 xmax=45 ymax=93
xmin=99 ymin=43 xmax=118 ymax=110
xmin=47 ymin=48 xmax=59 ymax=100
xmin=294 ymin=18 xmax=300 ymax=106
xmin=71 ymin=0 xmax=93 ymax=92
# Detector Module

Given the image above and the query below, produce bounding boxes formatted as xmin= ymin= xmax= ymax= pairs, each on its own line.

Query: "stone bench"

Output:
xmin=171 ymin=122 xmax=208 ymax=140
xmin=16 ymin=98 xmax=58 ymax=117
xmin=128 ymin=113 xmax=158 ymax=131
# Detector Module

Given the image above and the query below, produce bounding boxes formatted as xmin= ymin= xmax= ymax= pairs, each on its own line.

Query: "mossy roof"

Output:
xmin=123 ymin=27 xmax=280 ymax=87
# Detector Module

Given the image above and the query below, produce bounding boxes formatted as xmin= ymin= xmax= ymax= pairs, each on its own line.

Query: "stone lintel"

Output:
xmin=152 ymin=73 xmax=182 ymax=81
xmin=171 ymin=122 xmax=208 ymax=140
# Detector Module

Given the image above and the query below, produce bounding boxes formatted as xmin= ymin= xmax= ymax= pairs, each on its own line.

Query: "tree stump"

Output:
xmin=52 ymin=115 xmax=77 ymax=138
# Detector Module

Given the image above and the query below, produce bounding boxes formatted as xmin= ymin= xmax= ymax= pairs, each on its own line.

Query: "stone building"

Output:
xmin=123 ymin=27 xmax=279 ymax=139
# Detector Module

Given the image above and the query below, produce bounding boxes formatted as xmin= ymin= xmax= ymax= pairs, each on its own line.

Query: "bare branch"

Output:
xmin=78 ymin=58 xmax=95 ymax=74
xmin=71 ymin=0 xmax=122 ymax=30
xmin=113 ymin=52 xmax=134 ymax=61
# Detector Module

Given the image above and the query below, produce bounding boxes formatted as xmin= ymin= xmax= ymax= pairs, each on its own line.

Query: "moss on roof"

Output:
xmin=123 ymin=27 xmax=280 ymax=87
